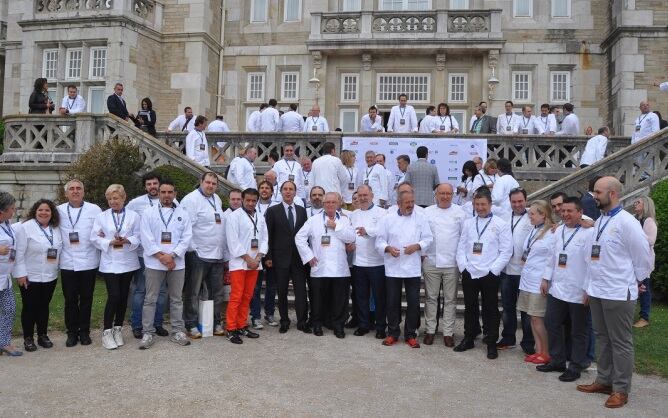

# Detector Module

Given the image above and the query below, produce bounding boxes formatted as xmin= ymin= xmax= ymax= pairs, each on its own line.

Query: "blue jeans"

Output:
xmin=352 ymin=265 xmax=386 ymax=331
xmin=639 ymin=277 xmax=651 ymax=320
xmin=500 ymin=273 xmax=535 ymax=352
xmin=250 ymin=268 xmax=276 ymax=320
xmin=131 ymin=257 xmax=168 ymax=330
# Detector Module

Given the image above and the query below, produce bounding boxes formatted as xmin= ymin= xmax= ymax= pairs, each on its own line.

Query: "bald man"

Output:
xmin=303 ymin=106 xmax=330 ymax=133
xmin=631 ymin=101 xmax=660 ymax=144
xmin=577 ymin=177 xmax=652 ymax=408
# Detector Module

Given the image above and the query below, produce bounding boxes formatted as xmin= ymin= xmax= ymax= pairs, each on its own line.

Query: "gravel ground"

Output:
xmin=2 ymin=318 xmax=667 ymax=418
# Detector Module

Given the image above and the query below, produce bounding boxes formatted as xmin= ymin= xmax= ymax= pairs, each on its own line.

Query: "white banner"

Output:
xmin=342 ymin=137 xmax=488 ymax=189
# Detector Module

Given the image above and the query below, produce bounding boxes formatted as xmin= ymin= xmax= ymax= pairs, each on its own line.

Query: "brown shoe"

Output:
xmin=423 ymin=333 xmax=435 ymax=345
xmin=633 ymin=319 xmax=649 ymax=328
xmin=443 ymin=335 xmax=455 ymax=347
xmin=576 ymin=382 xmax=613 ymax=395
xmin=604 ymin=392 xmax=628 ymax=408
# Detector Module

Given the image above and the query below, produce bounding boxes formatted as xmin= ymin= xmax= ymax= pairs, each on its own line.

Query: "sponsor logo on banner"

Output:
xmin=370 ymin=141 xmax=378 ymax=145
xmin=470 ymin=145 xmax=475 ymax=148
xmin=470 ymin=152 xmax=479 ymax=156
xmin=448 ymin=176 xmax=458 ymax=181
xmin=389 ymin=142 xmax=398 ymax=145
xmin=449 ymin=150 xmax=458 ymax=155
xmin=430 ymin=159 xmax=436 ymax=164
xmin=449 ymin=167 xmax=459 ymax=172
xmin=449 ymin=160 xmax=458 ymax=164
xmin=351 ymin=141 xmax=359 ymax=145
xmin=410 ymin=142 xmax=418 ymax=147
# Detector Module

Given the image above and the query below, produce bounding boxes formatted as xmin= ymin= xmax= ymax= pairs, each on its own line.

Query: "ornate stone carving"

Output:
xmin=35 ymin=0 xmax=113 ymax=12
xmin=362 ymin=53 xmax=372 ymax=71
xmin=133 ymin=0 xmax=155 ymax=19
xmin=447 ymin=12 xmax=489 ymax=33
xmin=435 ymin=52 xmax=446 ymax=71
xmin=321 ymin=16 xmax=360 ymax=34
xmin=488 ymin=50 xmax=499 ymax=70
xmin=372 ymin=15 xmax=436 ymax=33
xmin=311 ymin=51 xmax=322 ymax=70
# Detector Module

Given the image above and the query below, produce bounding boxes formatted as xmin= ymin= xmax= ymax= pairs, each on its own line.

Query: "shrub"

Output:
xmin=651 ymin=179 xmax=668 ymax=301
xmin=62 ymin=137 xmax=144 ymax=209
xmin=151 ymin=165 xmax=230 ymax=208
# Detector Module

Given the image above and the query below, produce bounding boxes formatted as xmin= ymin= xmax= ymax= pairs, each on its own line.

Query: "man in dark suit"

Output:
xmin=580 ymin=176 xmax=601 ymax=221
xmin=265 ymin=180 xmax=310 ymax=334
xmin=469 ymin=105 xmax=497 ymax=134
xmin=107 ymin=82 xmax=131 ymax=120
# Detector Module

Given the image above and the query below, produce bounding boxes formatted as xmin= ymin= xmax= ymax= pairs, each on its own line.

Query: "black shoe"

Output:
xmin=155 ymin=326 xmax=169 ymax=337
xmin=558 ymin=370 xmax=581 ymax=382
xmin=297 ymin=323 xmax=312 ymax=334
xmin=334 ymin=329 xmax=345 ymax=339
xmin=24 ymin=337 xmax=37 ymax=352
xmin=37 ymin=335 xmax=53 ymax=349
xmin=279 ymin=324 xmax=289 ymax=334
xmin=375 ymin=330 xmax=387 ymax=339
xmin=354 ymin=327 xmax=369 ymax=336
xmin=536 ymin=363 xmax=567 ymax=373
xmin=344 ymin=318 xmax=358 ymax=329
xmin=66 ymin=334 xmax=78 ymax=347
xmin=313 ymin=327 xmax=324 ymax=336
xmin=324 ymin=321 xmax=334 ymax=330
xmin=79 ymin=333 xmax=92 ymax=346
xmin=240 ymin=328 xmax=259 ymax=339
xmin=487 ymin=344 xmax=498 ymax=360
xmin=132 ymin=328 xmax=143 ymax=339
xmin=453 ymin=339 xmax=474 ymax=352
xmin=227 ymin=330 xmax=243 ymax=344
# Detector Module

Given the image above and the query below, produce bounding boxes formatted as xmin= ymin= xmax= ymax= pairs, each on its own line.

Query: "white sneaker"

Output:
xmin=213 ymin=324 xmax=225 ymax=336
xmin=102 ymin=329 xmax=118 ymax=350
xmin=112 ymin=326 xmax=124 ymax=347
xmin=139 ymin=333 xmax=154 ymax=350
xmin=187 ymin=327 xmax=202 ymax=339
xmin=251 ymin=318 xmax=264 ymax=330
xmin=265 ymin=316 xmax=279 ymax=327
xmin=171 ymin=331 xmax=191 ymax=346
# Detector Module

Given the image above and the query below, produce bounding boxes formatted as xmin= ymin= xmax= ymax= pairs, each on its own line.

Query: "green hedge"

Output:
xmin=651 ymin=180 xmax=668 ymax=301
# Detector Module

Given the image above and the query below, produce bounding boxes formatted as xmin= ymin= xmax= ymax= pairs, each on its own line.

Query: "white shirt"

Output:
xmin=280 ymin=111 xmax=305 ymax=132
xmin=419 ymin=115 xmax=435 ymax=133
xmin=580 ymin=134 xmax=608 ymax=165
xmin=13 ymin=220 xmax=63 ymax=283
xmin=424 ymin=204 xmax=466 ymax=268
xmin=358 ymin=164 xmax=388 ymax=204
xmin=519 ymin=226 xmax=556 ymax=294
xmin=140 ymin=204 xmax=192 ymax=271
xmin=301 ymin=170 xmax=313 ymax=203
xmin=584 ymin=208 xmax=653 ymax=301
xmin=631 ymin=111 xmax=660 ymax=144
xmin=295 ymin=212 xmax=355 ymax=278
xmin=496 ymin=113 xmax=522 ymax=135
xmin=456 ymin=176 xmax=476 ymax=206
xmin=456 ymin=214 xmax=513 ymax=279
xmin=227 ymin=156 xmax=257 ymax=190
xmin=307 ymin=206 xmax=324 ymax=219
xmin=303 ymin=116 xmax=329 ymax=133
xmin=383 ymin=167 xmax=395 ymax=205
xmin=471 ymin=172 xmax=498 ymax=193
xmin=127 ymin=194 xmax=179 ymax=218
xmin=60 ymin=95 xmax=86 ymax=114
xmin=91 ymin=208 xmax=141 ymax=274
xmin=57 ymin=202 xmax=102 ymax=271
xmin=491 ymin=174 xmax=519 ymax=216
xmin=184 ymin=129 xmax=210 ymax=167
xmin=246 ymin=110 xmax=262 ymax=132
xmin=350 ymin=205 xmax=387 ymax=267
xmin=260 ymin=107 xmax=281 ymax=132
xmin=429 ymin=115 xmax=460 ymax=133
xmin=168 ymin=114 xmax=195 ymax=132
xmin=180 ymin=189 xmax=226 ymax=260
xmin=504 ymin=211 xmax=533 ymax=275
xmin=226 ymin=208 xmax=268 ymax=272
xmin=556 ymin=113 xmax=580 ymax=136
xmin=375 ymin=209 xmax=433 ymax=278
xmin=0 ymin=222 xmax=20 ymax=291
xmin=341 ymin=166 xmax=358 ymax=205
xmin=311 ymin=154 xmax=349 ymax=195
xmin=274 ymin=159 xmax=304 ymax=198
xmin=255 ymin=199 xmax=277 ymax=218
xmin=545 ymin=224 xmax=595 ymax=304
xmin=537 ymin=114 xmax=558 ymax=134
xmin=517 ymin=115 xmax=545 ymax=135
xmin=207 ymin=120 xmax=230 ymax=132
xmin=360 ymin=114 xmax=384 ymax=132
xmin=387 ymin=105 xmax=418 ymax=133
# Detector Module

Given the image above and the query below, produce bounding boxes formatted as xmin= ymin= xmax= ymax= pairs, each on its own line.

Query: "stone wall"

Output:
xmin=0 ymin=165 xmax=68 ymax=221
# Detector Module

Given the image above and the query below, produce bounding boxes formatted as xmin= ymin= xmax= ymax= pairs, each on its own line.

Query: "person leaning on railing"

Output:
xmin=28 ymin=77 xmax=55 ymax=115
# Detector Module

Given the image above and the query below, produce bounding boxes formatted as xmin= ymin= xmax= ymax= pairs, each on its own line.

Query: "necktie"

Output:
xmin=288 ymin=206 xmax=295 ymax=231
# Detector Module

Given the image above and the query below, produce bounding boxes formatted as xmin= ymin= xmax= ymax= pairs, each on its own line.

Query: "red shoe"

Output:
xmin=530 ymin=354 xmax=551 ymax=365
xmin=406 ymin=337 xmax=420 ymax=348
xmin=382 ymin=336 xmax=398 ymax=346
xmin=524 ymin=353 xmax=539 ymax=362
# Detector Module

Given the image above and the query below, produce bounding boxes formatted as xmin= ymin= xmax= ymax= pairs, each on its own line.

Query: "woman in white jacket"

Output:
xmin=91 ymin=184 xmax=141 ymax=350
xmin=0 ymin=192 xmax=22 ymax=356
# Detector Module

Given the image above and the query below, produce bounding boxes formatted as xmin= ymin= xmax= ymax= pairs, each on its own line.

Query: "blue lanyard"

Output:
xmin=159 ymin=205 xmax=175 ymax=229
xmin=147 ymin=195 xmax=156 ymax=207
xmin=112 ymin=208 xmax=126 ymax=234
xmin=596 ymin=206 xmax=623 ymax=242
xmin=475 ymin=214 xmax=493 ymax=240
xmin=511 ymin=211 xmax=526 ymax=234
xmin=285 ymin=160 xmax=295 ymax=174
xmin=365 ymin=165 xmax=374 ymax=179
xmin=638 ymin=113 xmax=648 ymax=125
xmin=67 ymin=203 xmax=84 ymax=228
xmin=399 ymin=107 xmax=406 ymax=117
xmin=526 ymin=225 xmax=543 ymax=251
xmin=36 ymin=220 xmax=54 ymax=246
xmin=198 ymin=188 xmax=217 ymax=211
xmin=323 ymin=212 xmax=340 ymax=234
xmin=0 ymin=221 xmax=14 ymax=246
xmin=562 ymin=225 xmax=580 ymax=251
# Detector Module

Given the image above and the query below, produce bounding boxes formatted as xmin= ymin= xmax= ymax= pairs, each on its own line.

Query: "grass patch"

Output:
xmin=634 ymin=302 xmax=668 ymax=378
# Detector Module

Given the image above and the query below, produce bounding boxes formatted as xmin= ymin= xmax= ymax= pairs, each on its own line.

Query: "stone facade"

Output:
xmin=1 ymin=0 xmax=666 ymax=135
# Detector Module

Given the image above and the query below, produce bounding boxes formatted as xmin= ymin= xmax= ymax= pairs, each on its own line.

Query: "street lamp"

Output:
xmin=487 ymin=67 xmax=499 ymax=100
xmin=309 ymin=68 xmax=321 ymax=105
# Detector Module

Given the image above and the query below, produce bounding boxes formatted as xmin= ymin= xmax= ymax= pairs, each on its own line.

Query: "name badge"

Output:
xmin=250 ymin=238 xmax=259 ymax=249
xmin=440 ymin=125 xmax=446 ymax=131
xmin=472 ymin=242 xmax=483 ymax=255
xmin=304 ymin=179 xmax=309 ymax=186
xmin=635 ymin=125 xmax=641 ymax=132
xmin=288 ymin=174 xmax=295 ymax=182
xmin=321 ymin=235 xmax=331 ymax=247
xmin=8 ymin=249 xmax=16 ymax=262
xmin=199 ymin=144 xmax=206 ymax=151
xmin=69 ymin=232 xmax=80 ymax=245
xmin=214 ymin=213 xmax=222 ymax=224
xmin=506 ymin=125 xmax=512 ymax=131
xmin=161 ymin=231 xmax=172 ymax=244
xmin=47 ymin=248 xmax=58 ymax=262
xmin=348 ymin=182 xmax=355 ymax=190
xmin=311 ymin=125 xmax=317 ymax=131
xmin=400 ymin=118 xmax=406 ymax=125
xmin=363 ymin=179 xmax=369 ymax=185
xmin=590 ymin=244 xmax=601 ymax=260
xmin=558 ymin=253 xmax=568 ymax=268
xmin=521 ymin=249 xmax=529 ymax=263
xmin=521 ymin=129 xmax=528 ymax=134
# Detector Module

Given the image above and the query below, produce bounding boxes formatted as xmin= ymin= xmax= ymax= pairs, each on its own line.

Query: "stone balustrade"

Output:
xmin=33 ymin=0 xmax=159 ymax=27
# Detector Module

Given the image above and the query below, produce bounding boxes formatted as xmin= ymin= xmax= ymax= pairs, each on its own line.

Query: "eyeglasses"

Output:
xmin=510 ymin=187 xmax=525 ymax=193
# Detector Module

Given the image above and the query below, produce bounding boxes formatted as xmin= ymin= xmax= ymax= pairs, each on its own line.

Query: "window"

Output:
xmin=513 ymin=0 xmax=532 ymax=17
xmin=450 ymin=0 xmax=468 ymax=9
xmin=47 ymin=87 xmax=57 ymax=104
xmin=89 ymin=47 xmax=107 ymax=80
xmin=511 ymin=71 xmax=531 ymax=102
xmin=284 ymin=0 xmax=301 ymax=22
xmin=448 ymin=73 xmax=467 ymax=103
xmin=247 ymin=72 xmax=265 ymax=101
xmin=377 ymin=73 xmax=430 ymax=103
xmin=341 ymin=73 xmax=359 ymax=103
xmin=66 ymin=48 xmax=83 ymax=80
xmin=340 ymin=109 xmax=358 ymax=133
xmin=450 ymin=110 xmax=466 ymax=133
xmin=550 ymin=71 xmax=570 ymax=102
xmin=42 ymin=49 xmax=59 ymax=80
xmin=551 ymin=0 xmax=570 ymax=17
xmin=342 ymin=0 xmax=361 ymax=11
xmin=380 ymin=0 xmax=431 ymax=11
xmin=281 ymin=72 xmax=299 ymax=101
xmin=89 ymin=87 xmax=106 ymax=113
xmin=251 ymin=0 xmax=268 ymax=23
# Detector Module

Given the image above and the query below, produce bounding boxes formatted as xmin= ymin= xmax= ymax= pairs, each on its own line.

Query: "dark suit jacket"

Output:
xmin=107 ymin=94 xmax=129 ymax=120
xmin=265 ymin=203 xmax=307 ymax=268
xmin=580 ymin=191 xmax=600 ymax=221
xmin=471 ymin=115 xmax=496 ymax=134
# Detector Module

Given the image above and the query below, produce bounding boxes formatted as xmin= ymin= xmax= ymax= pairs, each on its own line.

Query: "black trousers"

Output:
xmin=462 ymin=271 xmax=500 ymax=345
xmin=275 ymin=262 xmax=308 ymax=326
xmin=102 ymin=272 xmax=134 ymax=330
xmin=545 ymin=294 xmax=590 ymax=372
xmin=61 ymin=269 xmax=97 ymax=335
xmin=386 ymin=277 xmax=420 ymax=339
xmin=20 ymin=280 xmax=57 ymax=338
xmin=353 ymin=265 xmax=387 ymax=331
xmin=311 ymin=277 xmax=349 ymax=330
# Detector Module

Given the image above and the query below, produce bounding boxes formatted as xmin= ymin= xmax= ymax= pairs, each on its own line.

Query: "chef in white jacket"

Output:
xmin=0 ymin=192 xmax=21 ymax=356
xmin=387 ymin=94 xmax=418 ymax=133
xmin=184 ymin=116 xmax=210 ymax=167
xmin=227 ymin=146 xmax=258 ymax=191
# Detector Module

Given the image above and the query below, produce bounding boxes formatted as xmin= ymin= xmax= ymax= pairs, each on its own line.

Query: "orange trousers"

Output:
xmin=225 ymin=269 xmax=259 ymax=331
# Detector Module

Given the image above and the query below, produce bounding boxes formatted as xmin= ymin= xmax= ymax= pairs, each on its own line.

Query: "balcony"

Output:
xmin=308 ymin=9 xmax=503 ymax=53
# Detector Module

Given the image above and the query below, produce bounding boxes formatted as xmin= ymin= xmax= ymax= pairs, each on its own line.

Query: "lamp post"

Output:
xmin=487 ymin=67 xmax=499 ymax=101
xmin=309 ymin=68 xmax=321 ymax=105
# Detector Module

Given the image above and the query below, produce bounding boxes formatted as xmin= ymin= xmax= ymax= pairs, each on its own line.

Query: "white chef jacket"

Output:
xmin=496 ymin=113 xmax=522 ymax=135
xmin=91 ymin=208 xmax=141 ymax=274
xmin=140 ymin=204 xmax=192 ymax=271
xmin=227 ymin=156 xmax=257 ymax=190
xmin=280 ymin=111 xmax=305 ymax=132
xmin=274 ymin=158 xmax=304 ymax=198
xmin=303 ymin=116 xmax=330 ymax=133
xmin=519 ymin=226 xmax=556 ymax=294
xmin=456 ymin=176 xmax=476 ymax=205
xmin=424 ymin=204 xmax=466 ymax=268
xmin=631 ymin=112 xmax=660 ymax=144
xmin=260 ymin=107 xmax=281 ymax=132
xmin=180 ymin=188 xmax=226 ymax=261
xmin=0 ymin=221 xmax=20 ymax=291
xmin=360 ymin=114 xmax=384 ymax=132
xmin=341 ymin=166 xmax=359 ymax=205
xmin=544 ymin=224 xmax=595 ymax=304
xmin=307 ymin=206 xmax=324 ymax=219
xmin=419 ymin=115 xmax=435 ymax=133
xmin=491 ymin=174 xmax=519 ymax=216
xmin=503 ymin=210 xmax=533 ymax=275
xmin=207 ymin=120 xmax=230 ymax=132
xmin=556 ymin=113 xmax=580 ymax=136
xmin=580 ymin=134 xmax=608 ymax=165
xmin=256 ymin=199 xmax=278 ymax=218
xmin=246 ymin=110 xmax=262 ymax=132
xmin=357 ymin=163 xmax=388 ymax=204
xmin=60 ymin=95 xmax=86 ymax=114
xmin=168 ymin=114 xmax=195 ymax=132
xmin=226 ymin=208 xmax=268 ymax=272
xmin=387 ymin=105 xmax=418 ymax=133
xmin=428 ymin=115 xmax=460 ymax=133
xmin=471 ymin=172 xmax=498 ymax=192
xmin=456 ymin=214 xmax=512 ymax=279
xmin=57 ymin=202 xmax=102 ymax=271
xmin=295 ymin=212 xmax=355 ymax=278
xmin=375 ymin=209 xmax=433 ymax=278
xmin=537 ymin=114 xmax=558 ymax=134
xmin=13 ymin=220 xmax=63 ymax=283
xmin=350 ymin=205 xmax=387 ymax=267
xmin=584 ymin=208 xmax=653 ymax=301
xmin=185 ymin=129 xmax=210 ymax=167
xmin=311 ymin=154 xmax=348 ymax=194
xmin=383 ymin=167 xmax=396 ymax=205
xmin=517 ymin=115 xmax=545 ymax=135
